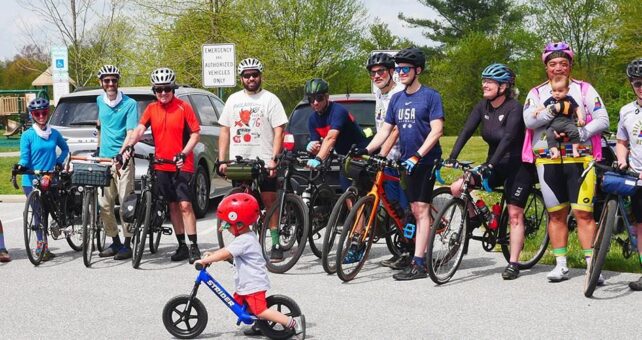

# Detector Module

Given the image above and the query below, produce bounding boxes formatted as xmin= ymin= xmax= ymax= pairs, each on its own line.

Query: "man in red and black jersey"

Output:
xmin=125 ymin=68 xmax=202 ymax=264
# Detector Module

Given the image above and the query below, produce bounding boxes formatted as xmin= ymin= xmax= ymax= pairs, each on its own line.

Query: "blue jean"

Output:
xmin=383 ymin=168 xmax=408 ymax=211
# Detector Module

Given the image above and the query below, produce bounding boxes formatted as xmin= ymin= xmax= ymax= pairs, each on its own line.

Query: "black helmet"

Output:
xmin=366 ymin=53 xmax=395 ymax=70
xmin=626 ymin=58 xmax=642 ymax=79
xmin=394 ymin=47 xmax=426 ymax=70
xmin=304 ymin=78 xmax=329 ymax=95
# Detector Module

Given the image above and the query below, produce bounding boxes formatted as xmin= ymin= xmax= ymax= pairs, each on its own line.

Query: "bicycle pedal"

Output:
xmin=162 ymin=227 xmax=173 ymax=235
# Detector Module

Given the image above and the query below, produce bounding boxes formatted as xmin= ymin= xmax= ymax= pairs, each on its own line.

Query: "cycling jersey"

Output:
xmin=19 ymin=128 xmax=69 ymax=187
xmin=375 ymin=84 xmax=403 ymax=160
xmin=139 ymin=97 xmax=201 ymax=173
xmin=97 ymin=92 xmax=138 ymax=158
xmin=384 ymin=85 xmax=444 ymax=162
xmin=449 ymin=97 xmax=524 ymax=165
xmin=616 ymin=100 xmax=642 ymax=172
xmin=308 ymin=101 xmax=367 ymax=155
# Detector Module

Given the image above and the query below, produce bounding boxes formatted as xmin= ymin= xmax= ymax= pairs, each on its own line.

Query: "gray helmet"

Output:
xmin=394 ymin=47 xmax=426 ymax=70
xmin=367 ymin=53 xmax=395 ymax=70
xmin=28 ymin=98 xmax=49 ymax=111
xmin=97 ymin=64 xmax=120 ymax=79
xmin=304 ymin=78 xmax=329 ymax=95
xmin=626 ymin=58 xmax=642 ymax=79
xmin=150 ymin=67 xmax=176 ymax=86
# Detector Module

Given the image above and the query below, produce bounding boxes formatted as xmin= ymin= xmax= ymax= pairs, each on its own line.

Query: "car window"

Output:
xmin=287 ymin=100 xmax=375 ymax=134
xmin=210 ymin=96 xmax=225 ymax=120
xmin=190 ymin=94 xmax=218 ymax=126
xmin=288 ymin=105 xmax=314 ymax=134
xmin=49 ymin=94 xmax=154 ymax=127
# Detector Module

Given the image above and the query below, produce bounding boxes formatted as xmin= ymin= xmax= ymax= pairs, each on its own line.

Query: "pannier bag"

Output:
xmin=601 ymin=171 xmax=640 ymax=196
xmin=71 ymin=163 xmax=112 ymax=187
xmin=121 ymin=193 xmax=138 ymax=223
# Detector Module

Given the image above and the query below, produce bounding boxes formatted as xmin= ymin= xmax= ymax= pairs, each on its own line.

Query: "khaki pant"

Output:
xmin=99 ymin=162 xmax=134 ymax=238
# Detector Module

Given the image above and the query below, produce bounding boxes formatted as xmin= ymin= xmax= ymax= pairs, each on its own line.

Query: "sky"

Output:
xmin=0 ymin=0 xmax=437 ymax=61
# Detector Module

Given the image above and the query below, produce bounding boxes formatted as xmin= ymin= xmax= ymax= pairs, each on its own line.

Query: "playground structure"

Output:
xmin=0 ymin=89 xmax=49 ymax=137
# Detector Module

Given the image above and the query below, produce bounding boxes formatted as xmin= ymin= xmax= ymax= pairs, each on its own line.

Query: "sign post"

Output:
xmin=202 ymin=44 xmax=236 ymax=92
xmin=51 ymin=46 xmax=70 ymax=105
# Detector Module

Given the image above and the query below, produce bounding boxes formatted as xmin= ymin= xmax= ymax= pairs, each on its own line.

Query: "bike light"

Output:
xmin=283 ymin=133 xmax=295 ymax=151
xmin=40 ymin=175 xmax=52 ymax=191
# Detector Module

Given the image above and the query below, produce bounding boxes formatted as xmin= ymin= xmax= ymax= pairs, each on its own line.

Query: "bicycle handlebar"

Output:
xmin=581 ymin=160 xmax=641 ymax=181
xmin=194 ymin=262 xmax=210 ymax=271
xmin=10 ymin=169 xmax=61 ymax=190
xmin=438 ymin=159 xmax=492 ymax=192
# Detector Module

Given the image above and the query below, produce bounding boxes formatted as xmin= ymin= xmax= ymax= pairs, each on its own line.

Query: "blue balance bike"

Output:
xmin=163 ymin=263 xmax=304 ymax=339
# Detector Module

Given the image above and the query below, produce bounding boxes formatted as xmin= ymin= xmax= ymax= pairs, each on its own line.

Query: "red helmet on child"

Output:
xmin=217 ymin=193 xmax=260 ymax=236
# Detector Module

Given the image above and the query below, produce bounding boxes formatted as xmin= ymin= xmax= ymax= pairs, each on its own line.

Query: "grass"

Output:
xmin=0 ymin=157 xmax=24 ymax=195
xmin=440 ymin=136 xmax=641 ymax=274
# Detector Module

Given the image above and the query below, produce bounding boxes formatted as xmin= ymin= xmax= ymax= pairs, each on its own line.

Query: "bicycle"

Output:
xmin=334 ymin=155 xmax=452 ymax=282
xmin=582 ymin=161 xmax=642 ymax=297
xmin=11 ymin=167 xmax=84 ymax=265
xmin=427 ymin=160 xmax=548 ymax=284
xmin=130 ymin=152 xmax=174 ymax=269
xmin=162 ymin=262 xmax=305 ymax=339
xmin=68 ymin=155 xmax=114 ymax=267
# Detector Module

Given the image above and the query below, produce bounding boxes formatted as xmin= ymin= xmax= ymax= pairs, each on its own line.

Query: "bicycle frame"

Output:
xmin=188 ymin=268 xmax=257 ymax=325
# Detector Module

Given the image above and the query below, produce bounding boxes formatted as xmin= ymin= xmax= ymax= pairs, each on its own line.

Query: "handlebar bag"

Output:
xmin=226 ymin=163 xmax=260 ymax=181
xmin=602 ymin=171 xmax=639 ymax=196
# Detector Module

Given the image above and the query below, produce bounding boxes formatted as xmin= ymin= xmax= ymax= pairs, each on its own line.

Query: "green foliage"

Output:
xmin=0 ymin=157 xmax=23 ymax=195
xmin=0 ymin=45 xmax=48 ymax=90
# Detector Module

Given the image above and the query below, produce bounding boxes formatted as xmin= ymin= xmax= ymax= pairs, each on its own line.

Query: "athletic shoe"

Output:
xmin=0 ymin=249 xmax=11 ymax=263
xmin=597 ymin=273 xmax=606 ymax=286
xmin=242 ymin=324 xmax=262 ymax=336
xmin=547 ymin=266 xmax=569 ymax=282
xmin=114 ymin=246 xmax=132 ymax=260
xmin=171 ymin=244 xmax=189 ymax=261
xmin=270 ymin=245 xmax=284 ymax=263
xmin=629 ymin=276 xmax=642 ymax=291
xmin=99 ymin=243 xmax=121 ymax=257
xmin=381 ymin=255 xmax=400 ymax=267
xmin=342 ymin=244 xmax=365 ymax=264
xmin=189 ymin=244 xmax=201 ymax=264
xmin=502 ymin=263 xmax=520 ymax=280
xmin=393 ymin=262 xmax=427 ymax=281
xmin=36 ymin=242 xmax=56 ymax=262
xmin=389 ymin=253 xmax=412 ymax=270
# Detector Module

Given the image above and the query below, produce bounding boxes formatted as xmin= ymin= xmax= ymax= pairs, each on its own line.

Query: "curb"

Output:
xmin=0 ymin=195 xmax=25 ymax=203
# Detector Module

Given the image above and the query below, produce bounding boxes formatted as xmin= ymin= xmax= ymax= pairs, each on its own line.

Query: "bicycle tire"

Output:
xmin=584 ymin=198 xmax=616 ymax=297
xmin=335 ymin=195 xmax=376 ymax=282
xmin=307 ymin=184 xmax=335 ymax=258
xmin=255 ymin=295 xmax=303 ymax=340
xmin=162 ymin=295 xmax=208 ymax=339
xmin=132 ymin=190 xmax=152 ymax=269
xmin=149 ymin=201 xmax=163 ymax=254
xmin=95 ymin=216 xmax=107 ymax=252
xmin=427 ymin=198 xmax=468 ymax=284
xmin=261 ymin=193 xmax=309 ymax=274
xmin=82 ymin=190 xmax=97 ymax=267
xmin=65 ymin=188 xmax=83 ymax=251
xmin=321 ymin=188 xmax=357 ymax=274
xmin=499 ymin=189 xmax=549 ymax=269
xmin=24 ymin=190 xmax=45 ymax=266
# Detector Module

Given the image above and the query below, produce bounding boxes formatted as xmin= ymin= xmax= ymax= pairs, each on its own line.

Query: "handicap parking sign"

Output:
xmin=56 ymin=59 xmax=64 ymax=69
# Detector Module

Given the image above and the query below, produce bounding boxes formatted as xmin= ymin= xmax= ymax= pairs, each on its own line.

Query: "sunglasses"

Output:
xmin=31 ymin=109 xmax=48 ymax=118
xmin=369 ymin=68 xmax=387 ymax=78
xmin=102 ymin=78 xmax=119 ymax=84
xmin=395 ymin=66 xmax=415 ymax=74
xmin=308 ymin=94 xmax=326 ymax=103
xmin=632 ymin=80 xmax=642 ymax=88
xmin=153 ymin=86 xmax=174 ymax=94
xmin=241 ymin=72 xmax=261 ymax=79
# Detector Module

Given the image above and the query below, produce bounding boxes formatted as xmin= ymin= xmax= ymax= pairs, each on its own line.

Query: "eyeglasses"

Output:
xmin=369 ymin=68 xmax=387 ymax=78
xmin=102 ymin=78 xmax=119 ymax=84
xmin=241 ymin=72 xmax=261 ymax=79
xmin=153 ymin=86 xmax=174 ymax=94
xmin=308 ymin=94 xmax=326 ymax=103
xmin=632 ymin=80 xmax=642 ymax=88
xmin=31 ymin=109 xmax=48 ymax=118
xmin=395 ymin=66 xmax=415 ymax=74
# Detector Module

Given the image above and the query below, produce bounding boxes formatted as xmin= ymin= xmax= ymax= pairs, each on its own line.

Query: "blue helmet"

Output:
xmin=27 ymin=98 xmax=49 ymax=112
xmin=481 ymin=63 xmax=515 ymax=84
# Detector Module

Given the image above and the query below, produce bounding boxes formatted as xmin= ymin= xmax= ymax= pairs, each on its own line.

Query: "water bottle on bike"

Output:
xmin=488 ymin=203 xmax=501 ymax=230
xmin=475 ymin=199 xmax=493 ymax=225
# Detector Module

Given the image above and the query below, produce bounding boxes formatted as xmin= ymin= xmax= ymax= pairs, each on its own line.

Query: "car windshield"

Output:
xmin=49 ymin=94 xmax=154 ymax=127
xmin=288 ymin=101 xmax=375 ymax=134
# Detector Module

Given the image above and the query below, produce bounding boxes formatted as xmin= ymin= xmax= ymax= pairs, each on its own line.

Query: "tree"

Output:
xmin=0 ymin=45 xmax=49 ymax=89
xmin=399 ymin=0 xmax=527 ymax=45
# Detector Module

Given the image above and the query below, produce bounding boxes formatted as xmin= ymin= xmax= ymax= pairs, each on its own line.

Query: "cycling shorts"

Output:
xmin=471 ymin=161 xmax=535 ymax=209
xmin=232 ymin=176 xmax=278 ymax=193
xmin=234 ymin=290 xmax=267 ymax=315
xmin=535 ymin=156 xmax=596 ymax=212
xmin=401 ymin=161 xmax=437 ymax=203
xmin=156 ymin=171 xmax=193 ymax=203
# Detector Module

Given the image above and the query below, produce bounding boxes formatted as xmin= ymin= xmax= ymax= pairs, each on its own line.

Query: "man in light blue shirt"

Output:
xmin=95 ymin=65 xmax=138 ymax=260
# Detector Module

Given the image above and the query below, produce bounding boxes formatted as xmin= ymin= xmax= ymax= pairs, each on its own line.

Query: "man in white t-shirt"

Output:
xmin=218 ymin=58 xmax=289 ymax=262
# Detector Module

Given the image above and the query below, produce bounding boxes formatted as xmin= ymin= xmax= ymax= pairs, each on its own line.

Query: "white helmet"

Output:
xmin=150 ymin=67 xmax=176 ymax=85
xmin=237 ymin=58 xmax=263 ymax=75
xmin=97 ymin=64 xmax=120 ymax=79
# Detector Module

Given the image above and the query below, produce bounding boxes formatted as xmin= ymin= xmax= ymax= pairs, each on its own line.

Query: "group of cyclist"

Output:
xmin=4 ymin=41 xmax=642 ymax=292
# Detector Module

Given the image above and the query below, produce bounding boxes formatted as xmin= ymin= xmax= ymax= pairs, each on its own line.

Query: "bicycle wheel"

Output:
xmin=427 ymin=198 xmax=468 ymax=284
xmin=149 ymin=201 xmax=164 ymax=254
xmin=307 ymin=184 xmax=335 ymax=258
xmin=82 ymin=190 xmax=97 ymax=267
xmin=584 ymin=198 xmax=616 ymax=297
xmin=255 ymin=295 xmax=303 ymax=340
xmin=322 ymin=188 xmax=357 ymax=274
xmin=24 ymin=190 xmax=45 ymax=265
xmin=499 ymin=189 xmax=549 ymax=269
xmin=260 ymin=193 xmax=309 ymax=274
xmin=336 ymin=195 xmax=376 ymax=282
xmin=132 ymin=190 xmax=152 ymax=269
xmin=162 ymin=295 xmax=208 ymax=339
xmin=65 ymin=188 xmax=83 ymax=251
xmin=95 ymin=216 xmax=107 ymax=252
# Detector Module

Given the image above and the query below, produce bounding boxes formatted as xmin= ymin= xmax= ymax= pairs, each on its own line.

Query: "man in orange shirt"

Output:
xmin=125 ymin=68 xmax=202 ymax=264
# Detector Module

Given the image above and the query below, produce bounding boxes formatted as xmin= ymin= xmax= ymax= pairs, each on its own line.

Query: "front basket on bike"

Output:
xmin=71 ymin=163 xmax=112 ymax=187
